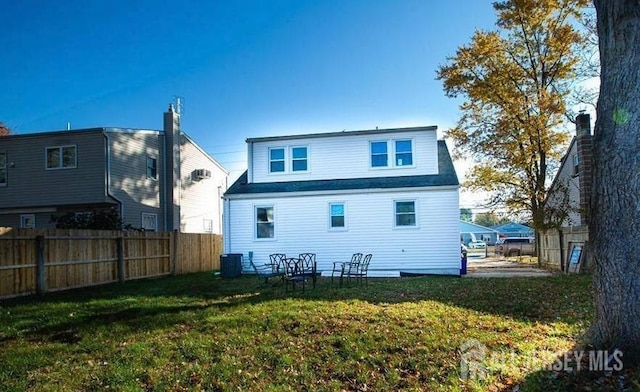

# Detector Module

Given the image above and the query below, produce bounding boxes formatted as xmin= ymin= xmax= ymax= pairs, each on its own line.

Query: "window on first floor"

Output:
xmin=141 ymin=213 xmax=157 ymax=231
xmin=46 ymin=145 xmax=77 ymax=169
xmin=256 ymin=206 xmax=274 ymax=239
xmin=20 ymin=214 xmax=35 ymax=229
xmin=394 ymin=200 xmax=416 ymax=227
xmin=329 ymin=202 xmax=345 ymax=229
xmin=146 ymin=156 xmax=157 ymax=179
xmin=0 ymin=151 xmax=6 ymax=186
xmin=203 ymin=219 xmax=213 ymax=233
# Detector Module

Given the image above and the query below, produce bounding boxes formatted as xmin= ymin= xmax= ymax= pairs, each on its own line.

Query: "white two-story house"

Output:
xmin=0 ymin=105 xmax=228 ymax=233
xmin=223 ymin=126 xmax=461 ymax=276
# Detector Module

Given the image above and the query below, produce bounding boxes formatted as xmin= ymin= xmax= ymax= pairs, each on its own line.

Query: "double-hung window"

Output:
xmin=329 ymin=202 xmax=346 ymax=229
xmin=0 ymin=152 xmax=6 ymax=186
xmin=269 ymin=148 xmax=285 ymax=173
xmin=291 ymin=147 xmax=308 ymax=172
xmin=256 ymin=206 xmax=275 ymax=239
xmin=146 ymin=156 xmax=157 ymax=179
xmin=370 ymin=141 xmax=388 ymax=167
xmin=394 ymin=200 xmax=416 ymax=227
xmin=395 ymin=140 xmax=413 ymax=166
xmin=573 ymin=153 xmax=579 ymax=175
xmin=46 ymin=145 xmax=76 ymax=169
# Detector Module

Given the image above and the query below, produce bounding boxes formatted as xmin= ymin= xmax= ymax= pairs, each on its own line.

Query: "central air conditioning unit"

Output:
xmin=192 ymin=169 xmax=212 ymax=181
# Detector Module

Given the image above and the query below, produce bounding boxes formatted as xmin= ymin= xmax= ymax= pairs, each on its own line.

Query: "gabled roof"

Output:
xmin=492 ymin=222 xmax=533 ymax=234
xmin=225 ymin=140 xmax=458 ymax=196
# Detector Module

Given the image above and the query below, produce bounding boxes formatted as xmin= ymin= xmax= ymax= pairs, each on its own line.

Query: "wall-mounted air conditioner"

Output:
xmin=192 ymin=169 xmax=211 ymax=181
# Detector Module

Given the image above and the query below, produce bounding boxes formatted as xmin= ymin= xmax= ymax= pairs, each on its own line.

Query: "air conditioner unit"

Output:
xmin=192 ymin=169 xmax=211 ymax=181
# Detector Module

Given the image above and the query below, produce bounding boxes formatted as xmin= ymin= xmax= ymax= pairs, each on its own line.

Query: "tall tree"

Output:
xmin=590 ymin=0 xmax=640 ymax=363
xmin=0 ymin=122 xmax=11 ymax=136
xmin=460 ymin=208 xmax=473 ymax=222
xmin=474 ymin=212 xmax=509 ymax=228
xmin=437 ymin=0 xmax=590 ymax=232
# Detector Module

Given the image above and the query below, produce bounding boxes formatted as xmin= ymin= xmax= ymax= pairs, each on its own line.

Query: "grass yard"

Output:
xmin=0 ymin=273 xmax=637 ymax=391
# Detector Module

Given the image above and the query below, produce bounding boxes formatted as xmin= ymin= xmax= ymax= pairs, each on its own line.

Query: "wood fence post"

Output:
xmin=117 ymin=236 xmax=125 ymax=283
xmin=172 ymin=229 xmax=179 ymax=276
xmin=35 ymin=235 xmax=46 ymax=295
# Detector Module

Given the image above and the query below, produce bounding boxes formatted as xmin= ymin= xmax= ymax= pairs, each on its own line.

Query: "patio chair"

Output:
xmin=298 ymin=253 xmax=317 ymax=288
xmin=283 ymin=257 xmax=307 ymax=291
xmin=332 ymin=253 xmax=363 ymax=286
xmin=250 ymin=255 xmax=285 ymax=285
xmin=348 ymin=253 xmax=372 ymax=285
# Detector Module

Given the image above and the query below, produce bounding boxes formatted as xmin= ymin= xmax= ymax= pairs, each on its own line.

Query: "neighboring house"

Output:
xmin=223 ymin=126 xmax=461 ymax=276
xmin=0 ymin=105 xmax=228 ymax=233
xmin=460 ymin=221 xmax=499 ymax=245
xmin=540 ymin=113 xmax=592 ymax=271
xmin=492 ymin=222 xmax=535 ymax=239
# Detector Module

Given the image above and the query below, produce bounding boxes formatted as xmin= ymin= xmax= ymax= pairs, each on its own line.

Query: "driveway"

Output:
xmin=465 ymin=256 xmax=555 ymax=278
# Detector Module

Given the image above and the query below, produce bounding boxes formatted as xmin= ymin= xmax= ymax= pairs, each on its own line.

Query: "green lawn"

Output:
xmin=0 ymin=273 xmax=637 ymax=391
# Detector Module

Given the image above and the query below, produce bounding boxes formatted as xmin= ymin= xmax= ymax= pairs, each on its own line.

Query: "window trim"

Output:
xmin=20 ymin=214 xmax=35 ymax=229
xmin=146 ymin=156 xmax=158 ymax=180
xmin=141 ymin=213 xmax=157 ymax=231
xmin=203 ymin=219 xmax=213 ymax=233
xmin=370 ymin=141 xmax=389 ymax=168
xmin=394 ymin=139 xmax=414 ymax=167
xmin=328 ymin=202 xmax=347 ymax=231
xmin=0 ymin=151 xmax=6 ymax=186
xmin=572 ymin=153 xmax=579 ymax=175
xmin=268 ymin=147 xmax=286 ymax=173
xmin=393 ymin=199 xmax=418 ymax=228
xmin=255 ymin=205 xmax=276 ymax=240
xmin=46 ymin=145 xmax=77 ymax=170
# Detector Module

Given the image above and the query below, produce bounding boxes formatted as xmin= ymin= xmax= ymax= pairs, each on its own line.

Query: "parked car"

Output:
xmin=495 ymin=237 xmax=535 ymax=256
xmin=468 ymin=240 xmax=487 ymax=249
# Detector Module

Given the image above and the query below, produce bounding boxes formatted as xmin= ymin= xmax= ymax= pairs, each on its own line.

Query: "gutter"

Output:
xmin=104 ymin=132 xmax=124 ymax=223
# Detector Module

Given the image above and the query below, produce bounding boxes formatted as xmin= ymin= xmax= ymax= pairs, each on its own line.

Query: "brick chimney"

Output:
xmin=164 ymin=104 xmax=181 ymax=231
xmin=575 ymin=112 xmax=592 ymax=226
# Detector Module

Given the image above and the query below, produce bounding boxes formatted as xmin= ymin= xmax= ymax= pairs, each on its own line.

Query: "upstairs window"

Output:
xmin=46 ymin=145 xmax=76 ymax=169
xmin=573 ymin=153 xmax=579 ymax=175
xmin=395 ymin=200 xmax=416 ymax=227
xmin=370 ymin=141 xmax=388 ymax=167
xmin=395 ymin=140 xmax=413 ymax=166
xmin=329 ymin=202 xmax=345 ymax=229
xmin=291 ymin=147 xmax=308 ymax=172
xmin=146 ymin=156 xmax=157 ymax=179
xmin=0 ymin=152 xmax=6 ymax=186
xmin=269 ymin=148 xmax=285 ymax=173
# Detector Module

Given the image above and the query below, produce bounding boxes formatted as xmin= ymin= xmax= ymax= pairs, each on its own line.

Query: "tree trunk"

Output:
xmin=590 ymin=0 xmax=640 ymax=364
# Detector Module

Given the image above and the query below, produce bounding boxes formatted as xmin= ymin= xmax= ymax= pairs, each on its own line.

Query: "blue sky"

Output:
xmin=2 ymin=0 xmax=497 ymax=205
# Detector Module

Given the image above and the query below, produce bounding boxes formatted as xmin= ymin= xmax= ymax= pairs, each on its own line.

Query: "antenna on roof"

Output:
xmin=173 ymin=96 xmax=184 ymax=115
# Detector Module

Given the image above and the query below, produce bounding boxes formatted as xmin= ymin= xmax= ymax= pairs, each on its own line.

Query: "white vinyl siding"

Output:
xmin=225 ymin=188 xmax=459 ymax=274
xmin=46 ymin=145 xmax=77 ymax=169
xmin=250 ymin=130 xmax=436 ymax=183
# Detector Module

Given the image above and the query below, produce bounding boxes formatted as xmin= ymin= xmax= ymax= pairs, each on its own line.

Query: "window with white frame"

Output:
xmin=141 ymin=213 xmax=157 ymax=231
xmin=395 ymin=140 xmax=413 ymax=166
xmin=573 ymin=153 xmax=579 ymax=175
xmin=0 ymin=151 xmax=6 ymax=186
xmin=20 ymin=214 xmax=35 ymax=229
xmin=329 ymin=202 xmax=345 ymax=229
xmin=291 ymin=146 xmax=308 ymax=172
xmin=146 ymin=156 xmax=157 ymax=179
xmin=370 ymin=141 xmax=388 ymax=167
xmin=46 ymin=145 xmax=76 ymax=169
xmin=269 ymin=148 xmax=285 ymax=173
xmin=203 ymin=219 xmax=213 ymax=233
xmin=394 ymin=200 xmax=416 ymax=227
xmin=256 ymin=206 xmax=274 ymax=239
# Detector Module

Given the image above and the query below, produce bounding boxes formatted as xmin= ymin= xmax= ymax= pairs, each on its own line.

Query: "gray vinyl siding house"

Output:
xmin=0 ymin=106 xmax=228 ymax=233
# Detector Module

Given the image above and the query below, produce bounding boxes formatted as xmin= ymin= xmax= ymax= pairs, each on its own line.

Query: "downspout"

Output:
xmin=104 ymin=132 xmax=124 ymax=224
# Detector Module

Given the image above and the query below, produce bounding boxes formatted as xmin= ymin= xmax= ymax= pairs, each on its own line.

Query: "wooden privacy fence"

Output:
xmin=0 ymin=228 xmax=223 ymax=299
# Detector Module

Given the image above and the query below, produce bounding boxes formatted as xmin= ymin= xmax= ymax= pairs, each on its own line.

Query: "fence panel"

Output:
xmin=0 ymin=228 xmax=223 ymax=299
